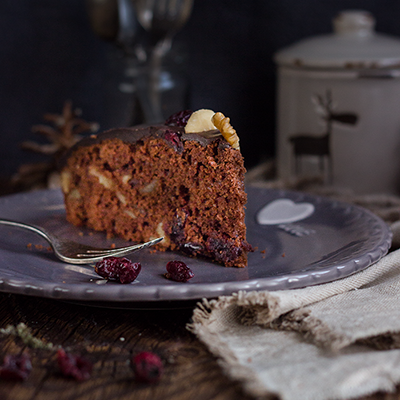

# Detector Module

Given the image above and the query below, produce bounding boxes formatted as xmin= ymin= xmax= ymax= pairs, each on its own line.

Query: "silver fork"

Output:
xmin=0 ymin=218 xmax=163 ymax=265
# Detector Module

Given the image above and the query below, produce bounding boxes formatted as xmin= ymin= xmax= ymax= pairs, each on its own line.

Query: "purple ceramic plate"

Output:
xmin=0 ymin=188 xmax=392 ymax=305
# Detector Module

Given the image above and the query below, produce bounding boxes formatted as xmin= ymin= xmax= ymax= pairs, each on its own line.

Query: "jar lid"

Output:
xmin=274 ymin=10 xmax=400 ymax=69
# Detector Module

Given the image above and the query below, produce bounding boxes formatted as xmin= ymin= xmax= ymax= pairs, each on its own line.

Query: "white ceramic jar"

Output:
xmin=274 ymin=10 xmax=400 ymax=194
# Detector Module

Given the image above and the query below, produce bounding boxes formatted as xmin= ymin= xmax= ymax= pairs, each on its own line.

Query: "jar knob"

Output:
xmin=333 ymin=10 xmax=375 ymax=37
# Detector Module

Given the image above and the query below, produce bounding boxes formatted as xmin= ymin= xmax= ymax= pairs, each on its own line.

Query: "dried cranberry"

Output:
xmin=165 ymin=110 xmax=192 ymax=127
xmin=165 ymin=260 xmax=194 ymax=282
xmin=95 ymin=257 xmax=141 ymax=284
xmin=164 ymin=129 xmax=184 ymax=153
xmin=206 ymin=236 xmax=242 ymax=264
xmin=131 ymin=351 xmax=163 ymax=383
xmin=170 ymin=209 xmax=188 ymax=245
xmin=57 ymin=349 xmax=92 ymax=381
xmin=0 ymin=353 xmax=32 ymax=381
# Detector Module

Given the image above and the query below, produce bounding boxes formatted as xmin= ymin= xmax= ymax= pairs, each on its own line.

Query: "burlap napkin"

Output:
xmin=189 ymin=178 xmax=400 ymax=400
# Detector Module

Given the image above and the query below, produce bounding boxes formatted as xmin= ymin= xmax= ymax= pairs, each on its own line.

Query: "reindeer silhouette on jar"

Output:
xmin=289 ymin=89 xmax=358 ymax=183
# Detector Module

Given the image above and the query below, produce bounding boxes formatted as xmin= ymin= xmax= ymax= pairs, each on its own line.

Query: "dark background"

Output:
xmin=1 ymin=0 xmax=400 ymax=185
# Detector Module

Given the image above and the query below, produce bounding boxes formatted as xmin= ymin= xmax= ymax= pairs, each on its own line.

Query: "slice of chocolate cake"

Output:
xmin=60 ymin=110 xmax=252 ymax=267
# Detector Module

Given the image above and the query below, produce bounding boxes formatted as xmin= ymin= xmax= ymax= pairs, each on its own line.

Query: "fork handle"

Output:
xmin=0 ymin=218 xmax=53 ymax=247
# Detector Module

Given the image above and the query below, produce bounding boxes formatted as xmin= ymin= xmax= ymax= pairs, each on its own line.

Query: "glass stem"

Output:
xmin=147 ymin=42 xmax=164 ymax=123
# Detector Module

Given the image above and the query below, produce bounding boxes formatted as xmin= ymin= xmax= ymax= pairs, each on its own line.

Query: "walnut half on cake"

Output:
xmin=60 ymin=110 xmax=252 ymax=267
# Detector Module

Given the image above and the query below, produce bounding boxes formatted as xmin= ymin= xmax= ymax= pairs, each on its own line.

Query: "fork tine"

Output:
xmin=75 ymin=237 xmax=164 ymax=259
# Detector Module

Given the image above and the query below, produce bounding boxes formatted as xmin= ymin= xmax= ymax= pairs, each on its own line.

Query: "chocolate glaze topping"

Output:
xmin=61 ymin=124 xmax=229 ymax=166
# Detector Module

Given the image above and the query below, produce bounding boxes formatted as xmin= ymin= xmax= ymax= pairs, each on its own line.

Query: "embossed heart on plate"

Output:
xmin=257 ymin=198 xmax=315 ymax=225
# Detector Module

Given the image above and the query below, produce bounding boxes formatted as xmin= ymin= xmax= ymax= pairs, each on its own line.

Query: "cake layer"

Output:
xmin=61 ymin=124 xmax=251 ymax=267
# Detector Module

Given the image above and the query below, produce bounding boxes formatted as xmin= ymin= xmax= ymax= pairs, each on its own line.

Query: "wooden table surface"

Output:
xmin=0 ymin=292 xmax=398 ymax=400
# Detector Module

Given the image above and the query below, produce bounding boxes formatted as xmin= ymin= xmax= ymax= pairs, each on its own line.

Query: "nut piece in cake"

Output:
xmin=184 ymin=109 xmax=240 ymax=150
xmin=212 ymin=112 xmax=240 ymax=150
xmin=184 ymin=109 xmax=217 ymax=133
